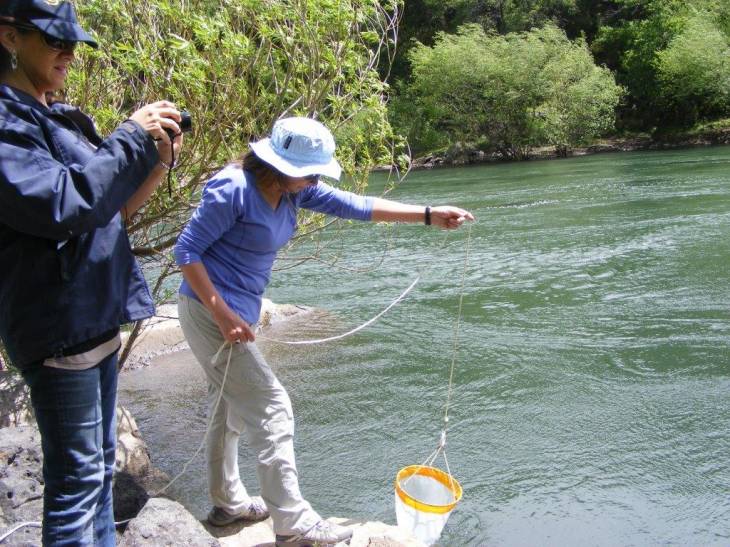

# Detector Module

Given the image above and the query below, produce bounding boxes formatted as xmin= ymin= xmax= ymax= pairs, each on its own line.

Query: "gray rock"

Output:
xmin=0 ymin=426 xmax=43 ymax=546
xmin=119 ymin=497 xmax=219 ymax=547
xmin=210 ymin=517 xmax=425 ymax=547
xmin=114 ymin=406 xmax=170 ymax=523
xmin=349 ymin=520 xmax=426 ymax=547
xmin=0 ymin=407 xmax=172 ymax=544
xmin=116 ymin=406 xmax=151 ymax=477
xmin=258 ymin=301 xmax=313 ymax=328
xmin=0 ymin=426 xmax=44 ymax=510
xmin=0 ymin=520 xmax=42 ymax=547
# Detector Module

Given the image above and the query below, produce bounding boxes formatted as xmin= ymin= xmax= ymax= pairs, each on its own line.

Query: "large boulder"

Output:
xmin=0 ymin=406 xmax=171 ymax=546
xmin=120 ymin=301 xmax=313 ymax=369
xmin=120 ymin=305 xmax=187 ymax=370
xmin=116 ymin=406 xmax=153 ymax=477
xmin=258 ymin=300 xmax=312 ymax=328
xmin=114 ymin=406 xmax=170 ymax=524
xmin=118 ymin=497 xmax=219 ymax=547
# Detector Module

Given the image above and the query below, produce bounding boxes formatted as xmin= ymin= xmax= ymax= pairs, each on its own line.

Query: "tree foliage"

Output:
xmin=391 ymin=0 xmax=730 ymax=141
xmin=593 ymin=0 xmax=730 ymax=128
xmin=655 ymin=12 xmax=730 ymax=125
xmin=393 ymin=24 xmax=622 ymax=157
xmin=67 ymin=1 xmax=402 ymax=253
xmin=55 ymin=0 xmax=403 ymax=366
xmin=388 ymin=0 xmax=586 ymax=82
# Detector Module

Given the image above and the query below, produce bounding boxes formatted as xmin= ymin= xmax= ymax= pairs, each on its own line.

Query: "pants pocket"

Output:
xmin=231 ymin=343 xmax=277 ymax=388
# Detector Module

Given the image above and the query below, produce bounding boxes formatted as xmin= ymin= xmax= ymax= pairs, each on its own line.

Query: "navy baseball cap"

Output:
xmin=0 ymin=0 xmax=98 ymax=48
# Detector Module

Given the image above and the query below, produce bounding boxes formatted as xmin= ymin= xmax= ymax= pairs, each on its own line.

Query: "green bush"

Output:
xmin=593 ymin=0 xmax=730 ymax=129
xmin=656 ymin=13 xmax=730 ymax=125
xmin=396 ymin=24 xmax=621 ymax=157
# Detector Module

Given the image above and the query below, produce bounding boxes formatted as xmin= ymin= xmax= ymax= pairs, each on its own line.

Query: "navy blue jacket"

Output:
xmin=0 ymin=84 xmax=159 ymax=368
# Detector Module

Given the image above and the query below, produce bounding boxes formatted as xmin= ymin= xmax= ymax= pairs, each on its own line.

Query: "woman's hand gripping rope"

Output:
xmin=212 ymin=302 xmax=256 ymax=344
xmin=431 ymin=206 xmax=475 ymax=230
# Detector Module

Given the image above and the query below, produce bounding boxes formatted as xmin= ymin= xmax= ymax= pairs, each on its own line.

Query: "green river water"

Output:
xmin=118 ymin=146 xmax=730 ymax=546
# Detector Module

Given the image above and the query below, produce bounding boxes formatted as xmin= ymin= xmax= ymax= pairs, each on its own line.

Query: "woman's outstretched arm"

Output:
xmin=370 ymin=198 xmax=474 ymax=229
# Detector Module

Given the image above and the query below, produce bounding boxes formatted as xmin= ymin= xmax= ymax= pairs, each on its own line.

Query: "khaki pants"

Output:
xmin=178 ymin=294 xmax=320 ymax=535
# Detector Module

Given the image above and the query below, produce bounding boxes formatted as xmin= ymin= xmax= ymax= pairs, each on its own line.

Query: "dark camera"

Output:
xmin=166 ymin=110 xmax=192 ymax=139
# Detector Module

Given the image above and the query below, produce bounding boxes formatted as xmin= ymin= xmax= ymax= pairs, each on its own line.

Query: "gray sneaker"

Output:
xmin=207 ymin=496 xmax=270 ymax=526
xmin=275 ymin=519 xmax=353 ymax=546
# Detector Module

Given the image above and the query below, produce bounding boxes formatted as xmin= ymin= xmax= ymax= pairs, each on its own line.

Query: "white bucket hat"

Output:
xmin=250 ymin=117 xmax=342 ymax=180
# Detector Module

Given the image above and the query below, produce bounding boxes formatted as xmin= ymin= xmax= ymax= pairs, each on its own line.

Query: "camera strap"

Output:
xmin=167 ymin=138 xmax=176 ymax=197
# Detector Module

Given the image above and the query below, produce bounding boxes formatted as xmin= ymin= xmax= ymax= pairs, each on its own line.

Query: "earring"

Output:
xmin=10 ymin=51 xmax=17 ymax=70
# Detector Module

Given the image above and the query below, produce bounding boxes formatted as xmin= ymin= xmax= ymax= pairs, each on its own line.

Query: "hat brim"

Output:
xmin=31 ymin=17 xmax=98 ymax=48
xmin=250 ymin=138 xmax=342 ymax=181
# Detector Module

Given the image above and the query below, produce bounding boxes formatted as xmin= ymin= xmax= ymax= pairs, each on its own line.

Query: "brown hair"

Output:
xmin=234 ymin=150 xmax=289 ymax=187
xmin=238 ymin=150 xmax=271 ymax=176
xmin=234 ymin=150 xmax=298 ymax=210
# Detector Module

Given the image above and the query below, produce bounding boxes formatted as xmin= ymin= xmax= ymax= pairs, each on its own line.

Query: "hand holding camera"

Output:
xmin=129 ymin=101 xmax=184 ymax=143
xmin=128 ymin=101 xmax=193 ymax=167
xmin=127 ymin=101 xmax=193 ymax=196
xmin=156 ymin=110 xmax=191 ymax=167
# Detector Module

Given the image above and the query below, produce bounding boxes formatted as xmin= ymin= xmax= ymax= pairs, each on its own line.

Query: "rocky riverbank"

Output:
xmin=0 ymin=410 xmax=423 ymax=546
xmin=0 ymin=302 xmax=425 ymax=546
xmin=411 ymin=129 xmax=730 ymax=169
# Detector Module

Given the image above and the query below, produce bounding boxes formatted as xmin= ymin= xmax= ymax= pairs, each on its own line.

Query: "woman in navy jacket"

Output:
xmin=0 ymin=2 xmax=183 ymax=545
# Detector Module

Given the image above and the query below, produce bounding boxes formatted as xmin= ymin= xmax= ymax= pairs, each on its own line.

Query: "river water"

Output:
xmin=118 ymin=147 xmax=730 ymax=546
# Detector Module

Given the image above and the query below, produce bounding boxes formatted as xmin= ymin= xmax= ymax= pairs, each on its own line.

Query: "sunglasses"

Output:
xmin=41 ymin=33 xmax=77 ymax=52
xmin=13 ymin=23 xmax=77 ymax=52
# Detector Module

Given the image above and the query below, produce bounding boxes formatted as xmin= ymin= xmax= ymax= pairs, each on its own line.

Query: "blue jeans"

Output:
xmin=22 ymin=351 xmax=119 ymax=546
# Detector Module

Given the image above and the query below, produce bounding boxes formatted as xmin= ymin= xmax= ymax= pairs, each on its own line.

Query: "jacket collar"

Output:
xmin=0 ymin=83 xmax=50 ymax=111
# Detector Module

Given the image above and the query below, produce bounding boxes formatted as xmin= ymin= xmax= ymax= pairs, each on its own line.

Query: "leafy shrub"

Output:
xmin=656 ymin=13 xmax=730 ymax=125
xmin=397 ymin=24 xmax=622 ymax=157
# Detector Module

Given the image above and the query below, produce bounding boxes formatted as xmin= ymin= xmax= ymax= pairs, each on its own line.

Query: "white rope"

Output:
xmin=0 ymin=521 xmax=41 ymax=543
xmin=137 ymin=273 xmax=421 ymax=503
xmin=257 ymin=275 xmax=420 ymax=345
xmin=439 ymin=222 xmax=471 ymax=499
xmin=1 ymin=240 xmax=446 ymax=541
xmin=401 ymin=223 xmax=472 ymax=498
xmin=150 ymin=343 xmax=234 ymax=497
xmin=443 ymin=222 xmax=472 ymax=434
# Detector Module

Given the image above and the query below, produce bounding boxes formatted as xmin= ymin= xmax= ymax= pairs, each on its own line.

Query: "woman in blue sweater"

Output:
xmin=174 ymin=117 xmax=473 ymax=547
